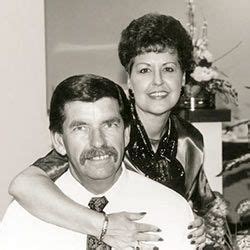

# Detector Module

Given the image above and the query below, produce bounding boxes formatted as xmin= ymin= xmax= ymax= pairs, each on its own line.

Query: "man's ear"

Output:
xmin=50 ymin=131 xmax=66 ymax=156
xmin=124 ymin=125 xmax=131 ymax=148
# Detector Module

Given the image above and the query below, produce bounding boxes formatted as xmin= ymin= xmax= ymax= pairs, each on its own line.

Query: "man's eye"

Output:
xmin=105 ymin=121 xmax=119 ymax=128
xmin=73 ymin=126 xmax=86 ymax=131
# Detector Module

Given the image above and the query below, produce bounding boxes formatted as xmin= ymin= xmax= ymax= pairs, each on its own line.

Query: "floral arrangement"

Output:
xmin=205 ymin=192 xmax=250 ymax=249
xmin=184 ymin=0 xmax=238 ymax=106
xmin=184 ymin=3 xmax=250 ymax=248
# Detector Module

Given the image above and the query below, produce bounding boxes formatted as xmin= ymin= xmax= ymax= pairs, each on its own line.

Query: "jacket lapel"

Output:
xmin=173 ymin=115 xmax=204 ymax=199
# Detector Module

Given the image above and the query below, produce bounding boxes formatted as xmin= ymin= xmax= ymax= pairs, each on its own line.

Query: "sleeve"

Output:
xmin=203 ymin=192 xmax=229 ymax=247
xmin=32 ymin=149 xmax=69 ymax=181
xmin=190 ymin=170 xmax=229 ymax=247
xmin=190 ymin=167 xmax=216 ymax=216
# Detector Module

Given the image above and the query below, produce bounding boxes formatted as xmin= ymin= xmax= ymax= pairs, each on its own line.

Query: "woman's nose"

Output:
xmin=90 ymin=128 xmax=106 ymax=148
xmin=153 ymin=70 xmax=163 ymax=86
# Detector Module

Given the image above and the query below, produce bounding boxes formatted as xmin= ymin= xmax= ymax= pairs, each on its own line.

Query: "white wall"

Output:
xmin=45 ymin=0 xmax=250 ymax=120
xmin=193 ymin=122 xmax=223 ymax=193
xmin=0 ymin=1 xmax=50 ymax=219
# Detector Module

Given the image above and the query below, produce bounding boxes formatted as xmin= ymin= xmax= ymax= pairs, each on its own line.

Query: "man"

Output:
xmin=0 ymin=74 xmax=195 ymax=249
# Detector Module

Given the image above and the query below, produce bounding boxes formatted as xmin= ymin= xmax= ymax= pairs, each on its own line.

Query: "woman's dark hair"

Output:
xmin=118 ymin=13 xmax=194 ymax=73
xmin=49 ymin=74 xmax=132 ymax=133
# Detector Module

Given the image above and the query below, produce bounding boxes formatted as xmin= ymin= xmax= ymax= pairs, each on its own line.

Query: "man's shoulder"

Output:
xmin=125 ymin=168 xmax=190 ymax=207
xmin=121 ymin=169 xmax=194 ymax=250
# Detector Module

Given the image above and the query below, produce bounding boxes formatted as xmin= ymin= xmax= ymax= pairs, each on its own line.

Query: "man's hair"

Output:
xmin=49 ymin=74 xmax=132 ymax=133
xmin=118 ymin=13 xmax=194 ymax=74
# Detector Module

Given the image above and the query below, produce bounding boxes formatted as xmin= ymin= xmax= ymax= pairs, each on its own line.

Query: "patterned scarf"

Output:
xmin=126 ymin=91 xmax=186 ymax=196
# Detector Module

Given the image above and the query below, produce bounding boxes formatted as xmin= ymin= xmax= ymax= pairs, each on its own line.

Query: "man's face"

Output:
xmin=58 ymin=97 xmax=129 ymax=185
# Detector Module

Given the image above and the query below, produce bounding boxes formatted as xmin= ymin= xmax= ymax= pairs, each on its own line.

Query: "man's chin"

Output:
xmin=88 ymin=165 xmax=122 ymax=181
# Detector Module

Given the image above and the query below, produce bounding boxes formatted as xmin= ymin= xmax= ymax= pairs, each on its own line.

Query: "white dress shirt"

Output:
xmin=0 ymin=164 xmax=195 ymax=250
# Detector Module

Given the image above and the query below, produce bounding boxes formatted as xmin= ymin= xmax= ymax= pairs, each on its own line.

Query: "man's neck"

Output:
xmin=70 ymin=167 xmax=123 ymax=195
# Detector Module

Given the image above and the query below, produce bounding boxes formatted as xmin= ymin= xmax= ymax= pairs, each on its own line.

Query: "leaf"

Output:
xmin=217 ymin=153 xmax=250 ymax=176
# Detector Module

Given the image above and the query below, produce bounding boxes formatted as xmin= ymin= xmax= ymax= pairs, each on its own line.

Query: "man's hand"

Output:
xmin=103 ymin=212 xmax=162 ymax=249
xmin=187 ymin=201 xmax=206 ymax=249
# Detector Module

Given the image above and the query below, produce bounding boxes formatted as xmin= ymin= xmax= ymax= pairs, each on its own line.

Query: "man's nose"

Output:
xmin=153 ymin=70 xmax=164 ymax=86
xmin=90 ymin=128 xmax=106 ymax=148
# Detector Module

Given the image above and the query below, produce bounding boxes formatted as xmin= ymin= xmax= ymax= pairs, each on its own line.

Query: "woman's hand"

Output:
xmin=187 ymin=201 xmax=206 ymax=249
xmin=103 ymin=212 xmax=162 ymax=249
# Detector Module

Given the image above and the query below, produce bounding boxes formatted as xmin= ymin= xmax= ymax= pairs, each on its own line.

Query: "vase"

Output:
xmin=178 ymin=84 xmax=216 ymax=110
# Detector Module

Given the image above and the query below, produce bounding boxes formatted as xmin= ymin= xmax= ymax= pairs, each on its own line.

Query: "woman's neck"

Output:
xmin=136 ymin=107 xmax=170 ymax=140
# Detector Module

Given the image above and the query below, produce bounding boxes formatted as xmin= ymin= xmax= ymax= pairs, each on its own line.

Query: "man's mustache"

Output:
xmin=79 ymin=146 xmax=118 ymax=165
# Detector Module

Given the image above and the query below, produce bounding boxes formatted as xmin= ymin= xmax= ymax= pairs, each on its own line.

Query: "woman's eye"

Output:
xmin=139 ymin=68 xmax=150 ymax=74
xmin=163 ymin=67 xmax=174 ymax=72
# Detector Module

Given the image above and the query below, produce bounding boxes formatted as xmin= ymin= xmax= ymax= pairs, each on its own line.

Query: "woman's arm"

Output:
xmin=9 ymin=166 xmax=102 ymax=235
xmin=9 ymin=166 xmax=161 ymax=249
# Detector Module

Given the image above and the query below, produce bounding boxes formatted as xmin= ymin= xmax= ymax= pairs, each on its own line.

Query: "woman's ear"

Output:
xmin=50 ymin=131 xmax=66 ymax=156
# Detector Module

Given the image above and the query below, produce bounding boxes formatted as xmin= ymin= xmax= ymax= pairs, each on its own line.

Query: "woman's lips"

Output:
xmin=148 ymin=91 xmax=168 ymax=99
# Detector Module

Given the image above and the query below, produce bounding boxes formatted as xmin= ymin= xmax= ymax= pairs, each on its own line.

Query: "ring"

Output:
xmin=134 ymin=240 xmax=140 ymax=249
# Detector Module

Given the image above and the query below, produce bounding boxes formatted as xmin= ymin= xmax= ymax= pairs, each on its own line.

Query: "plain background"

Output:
xmin=1 ymin=0 xmax=250 ymax=220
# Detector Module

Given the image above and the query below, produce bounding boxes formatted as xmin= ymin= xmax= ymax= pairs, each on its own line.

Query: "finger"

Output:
xmin=188 ymin=216 xmax=203 ymax=229
xmin=188 ymin=238 xmax=206 ymax=249
xmin=195 ymin=242 xmax=206 ymax=250
xmin=191 ymin=225 xmax=205 ymax=237
xmin=104 ymin=236 xmax=137 ymax=249
xmin=189 ymin=238 xmax=206 ymax=250
xmin=126 ymin=241 xmax=158 ymax=250
xmin=188 ymin=226 xmax=205 ymax=242
xmin=189 ymin=230 xmax=206 ymax=242
xmin=124 ymin=211 xmax=147 ymax=221
xmin=137 ymin=242 xmax=159 ymax=249
xmin=187 ymin=229 xmax=206 ymax=249
xmin=188 ymin=200 xmax=194 ymax=209
xmin=136 ymin=232 xmax=164 ymax=242
xmin=124 ymin=212 xmax=161 ymax=232
xmin=135 ymin=222 xmax=161 ymax=233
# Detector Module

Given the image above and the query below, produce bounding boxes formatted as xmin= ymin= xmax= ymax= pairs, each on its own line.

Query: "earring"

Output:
xmin=180 ymin=87 xmax=185 ymax=97
xmin=180 ymin=73 xmax=186 ymax=97
xmin=182 ymin=73 xmax=186 ymax=86
xmin=128 ymin=88 xmax=135 ymax=102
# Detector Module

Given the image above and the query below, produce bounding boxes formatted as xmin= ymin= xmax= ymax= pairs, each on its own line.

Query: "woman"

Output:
xmin=9 ymin=13 xmax=214 ymax=249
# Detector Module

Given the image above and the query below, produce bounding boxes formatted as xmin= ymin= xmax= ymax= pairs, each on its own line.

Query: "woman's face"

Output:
xmin=128 ymin=51 xmax=183 ymax=116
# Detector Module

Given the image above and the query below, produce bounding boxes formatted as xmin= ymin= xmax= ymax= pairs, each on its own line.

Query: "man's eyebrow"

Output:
xmin=69 ymin=120 xmax=87 ymax=129
xmin=102 ymin=117 xmax=122 ymax=125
